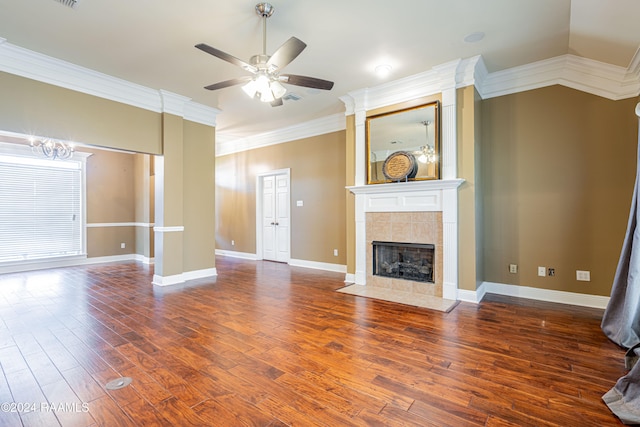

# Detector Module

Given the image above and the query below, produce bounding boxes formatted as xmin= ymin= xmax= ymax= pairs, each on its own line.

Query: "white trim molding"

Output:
xmin=215 ymin=249 xmax=259 ymax=260
xmin=289 ymin=259 xmax=347 ymax=274
xmin=134 ymin=254 xmax=154 ymax=265
xmin=154 ymin=226 xmax=185 ymax=233
xmin=87 ymin=222 xmax=154 ymax=228
xmin=0 ymin=254 xmax=150 ymax=274
xmin=479 ymin=52 xmax=640 ymax=101
xmin=0 ymin=38 xmax=219 ymax=127
xmin=216 ymin=113 xmax=346 ymax=157
xmin=459 ymin=281 xmax=610 ymax=310
xmin=153 ymin=267 xmax=218 ymax=287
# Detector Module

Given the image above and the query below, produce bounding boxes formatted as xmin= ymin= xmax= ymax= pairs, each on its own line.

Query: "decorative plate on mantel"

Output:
xmin=382 ymin=151 xmax=418 ymax=182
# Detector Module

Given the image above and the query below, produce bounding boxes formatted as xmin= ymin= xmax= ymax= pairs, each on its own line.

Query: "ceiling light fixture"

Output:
xmin=375 ymin=64 xmax=393 ymax=77
xmin=242 ymin=73 xmax=287 ymax=103
xmin=29 ymin=137 xmax=74 ymax=160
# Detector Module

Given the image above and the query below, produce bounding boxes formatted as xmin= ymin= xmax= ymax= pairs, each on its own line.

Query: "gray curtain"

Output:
xmin=602 ymin=102 xmax=640 ymax=424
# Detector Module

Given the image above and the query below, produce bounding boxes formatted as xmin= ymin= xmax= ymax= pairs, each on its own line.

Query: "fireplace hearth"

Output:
xmin=373 ymin=241 xmax=435 ymax=283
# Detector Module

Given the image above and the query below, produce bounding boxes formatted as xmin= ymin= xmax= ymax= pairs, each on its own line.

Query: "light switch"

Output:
xmin=296 ymin=200 xmax=303 ymax=207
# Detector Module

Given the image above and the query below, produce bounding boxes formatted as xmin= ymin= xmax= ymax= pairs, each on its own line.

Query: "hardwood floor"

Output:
xmin=0 ymin=256 xmax=627 ymax=426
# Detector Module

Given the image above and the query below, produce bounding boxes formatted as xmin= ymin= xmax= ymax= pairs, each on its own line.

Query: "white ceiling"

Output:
xmin=0 ymin=0 xmax=638 ymax=139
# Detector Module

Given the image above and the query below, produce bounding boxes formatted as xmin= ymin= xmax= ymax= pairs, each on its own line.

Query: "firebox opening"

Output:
xmin=372 ymin=241 xmax=435 ymax=283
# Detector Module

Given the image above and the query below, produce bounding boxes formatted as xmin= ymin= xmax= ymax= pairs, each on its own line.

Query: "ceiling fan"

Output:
xmin=195 ymin=2 xmax=334 ymax=107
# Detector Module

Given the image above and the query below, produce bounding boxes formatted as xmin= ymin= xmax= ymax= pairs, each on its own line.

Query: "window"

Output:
xmin=0 ymin=145 xmax=86 ymax=264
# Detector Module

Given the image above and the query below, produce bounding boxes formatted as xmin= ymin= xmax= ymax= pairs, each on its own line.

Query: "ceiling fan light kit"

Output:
xmin=196 ymin=2 xmax=334 ymax=107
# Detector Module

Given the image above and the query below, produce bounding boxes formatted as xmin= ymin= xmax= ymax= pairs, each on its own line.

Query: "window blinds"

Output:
xmin=0 ymin=155 xmax=82 ymax=263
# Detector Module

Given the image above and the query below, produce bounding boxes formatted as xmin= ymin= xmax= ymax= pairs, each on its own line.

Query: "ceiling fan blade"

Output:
xmin=195 ymin=43 xmax=257 ymax=73
xmin=267 ymin=37 xmax=307 ymax=70
xmin=204 ymin=76 xmax=253 ymax=91
xmin=280 ymin=74 xmax=334 ymax=91
xmin=270 ymin=98 xmax=284 ymax=107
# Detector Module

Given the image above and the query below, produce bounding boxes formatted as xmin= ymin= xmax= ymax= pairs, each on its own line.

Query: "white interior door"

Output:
xmin=262 ymin=175 xmax=277 ymax=261
xmin=274 ymin=174 xmax=290 ymax=262
xmin=260 ymin=171 xmax=290 ymax=262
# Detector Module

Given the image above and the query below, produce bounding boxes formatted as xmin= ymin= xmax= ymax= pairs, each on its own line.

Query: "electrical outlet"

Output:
xmin=577 ymin=270 xmax=591 ymax=281
xmin=509 ymin=264 xmax=518 ymax=274
xmin=231 ymin=240 xmax=235 ymax=246
xmin=538 ymin=266 xmax=546 ymax=277
xmin=548 ymin=268 xmax=555 ymax=277
xmin=120 ymin=242 xmax=125 ymax=249
xmin=333 ymin=249 xmax=338 ymax=257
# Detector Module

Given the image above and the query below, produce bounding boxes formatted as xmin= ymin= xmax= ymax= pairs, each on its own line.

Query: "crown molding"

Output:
xmin=2 ymin=36 xmax=638 ymax=151
xmin=343 ymin=56 xmax=485 ymax=113
xmin=0 ymin=37 xmax=218 ymax=126
xmin=479 ymin=52 xmax=640 ymax=100
xmin=215 ymin=113 xmax=346 ymax=157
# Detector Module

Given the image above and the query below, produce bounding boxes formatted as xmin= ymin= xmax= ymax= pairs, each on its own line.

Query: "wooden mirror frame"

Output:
xmin=366 ymin=101 xmax=440 ymax=184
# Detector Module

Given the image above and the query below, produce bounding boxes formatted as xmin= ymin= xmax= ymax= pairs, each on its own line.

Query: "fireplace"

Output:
xmin=373 ymin=241 xmax=435 ymax=283
xmin=348 ymin=180 xmax=463 ymax=300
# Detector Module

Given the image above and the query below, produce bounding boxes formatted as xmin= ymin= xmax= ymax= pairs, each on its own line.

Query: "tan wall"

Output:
xmin=482 ymin=85 xmax=638 ymax=296
xmin=1 ymin=72 xmax=216 ymax=277
xmin=216 ymin=131 xmax=347 ymax=265
xmin=134 ymin=153 xmax=154 ymax=259
xmin=345 ymin=114 xmax=356 ymax=274
xmin=183 ymin=120 xmax=216 ymax=272
xmin=84 ymin=147 xmax=137 ymax=257
xmin=457 ymin=86 xmax=480 ymax=292
xmin=0 ymin=72 xmax=163 ymax=154
xmin=87 ymin=227 xmax=136 ymax=258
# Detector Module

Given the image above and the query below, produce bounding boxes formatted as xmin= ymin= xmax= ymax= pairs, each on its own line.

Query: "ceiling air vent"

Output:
xmin=54 ymin=0 xmax=79 ymax=8
xmin=282 ymin=93 xmax=302 ymax=101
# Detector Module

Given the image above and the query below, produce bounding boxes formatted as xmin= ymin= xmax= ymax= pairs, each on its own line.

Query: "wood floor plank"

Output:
xmin=0 ymin=257 xmax=627 ymax=426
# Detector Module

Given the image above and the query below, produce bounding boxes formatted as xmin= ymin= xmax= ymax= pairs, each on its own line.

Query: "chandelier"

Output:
xmin=417 ymin=145 xmax=436 ymax=164
xmin=29 ymin=138 xmax=74 ymax=160
xmin=417 ymin=120 xmax=437 ymax=164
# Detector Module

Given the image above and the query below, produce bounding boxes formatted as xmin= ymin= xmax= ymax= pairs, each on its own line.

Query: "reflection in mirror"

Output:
xmin=366 ymin=101 xmax=440 ymax=184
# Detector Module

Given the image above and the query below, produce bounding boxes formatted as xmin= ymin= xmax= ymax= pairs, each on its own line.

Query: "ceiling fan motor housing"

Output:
xmin=255 ymin=3 xmax=274 ymax=17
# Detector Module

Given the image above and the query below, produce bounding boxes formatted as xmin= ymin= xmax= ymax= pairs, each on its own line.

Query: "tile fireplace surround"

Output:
xmin=347 ymin=179 xmax=464 ymax=306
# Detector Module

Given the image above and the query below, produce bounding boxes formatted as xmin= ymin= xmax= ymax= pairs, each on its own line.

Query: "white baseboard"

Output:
xmin=344 ymin=273 xmax=356 ymax=283
xmin=289 ymin=258 xmax=347 ymax=274
xmin=153 ymin=267 xmax=218 ymax=287
xmin=215 ymin=249 xmax=259 ymax=260
xmin=133 ymin=254 xmax=154 ymax=264
xmin=183 ymin=267 xmax=217 ymax=281
xmin=472 ymin=281 xmax=610 ymax=309
xmin=0 ymin=254 xmax=143 ymax=274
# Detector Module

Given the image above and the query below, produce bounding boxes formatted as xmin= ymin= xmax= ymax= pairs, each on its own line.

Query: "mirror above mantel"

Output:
xmin=366 ymin=101 xmax=440 ymax=184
